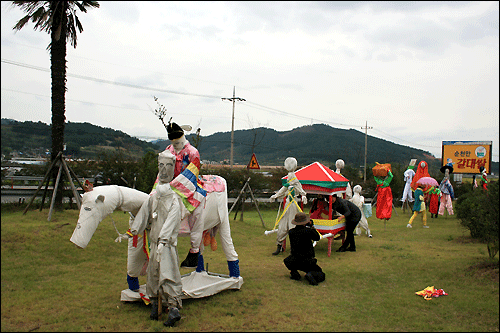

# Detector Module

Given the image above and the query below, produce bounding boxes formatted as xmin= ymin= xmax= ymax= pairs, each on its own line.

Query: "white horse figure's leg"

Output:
xmin=213 ymin=190 xmax=240 ymax=277
xmin=180 ymin=202 xmax=204 ymax=269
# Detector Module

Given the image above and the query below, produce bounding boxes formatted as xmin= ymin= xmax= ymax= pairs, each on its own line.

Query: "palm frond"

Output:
xmin=74 ymin=14 xmax=83 ymax=33
xmin=12 ymin=14 xmax=31 ymax=31
xmin=32 ymin=7 xmax=49 ymax=30
xmin=12 ymin=1 xmax=99 ymax=46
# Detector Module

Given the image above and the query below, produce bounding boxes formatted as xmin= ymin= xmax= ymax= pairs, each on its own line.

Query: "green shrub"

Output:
xmin=455 ymin=180 xmax=499 ymax=258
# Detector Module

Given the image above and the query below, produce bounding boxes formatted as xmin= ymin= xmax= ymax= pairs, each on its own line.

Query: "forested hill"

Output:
xmin=154 ymin=123 xmax=438 ymax=169
xmin=3 ymin=119 xmax=497 ymax=174
xmin=1 ymin=119 xmax=158 ymax=160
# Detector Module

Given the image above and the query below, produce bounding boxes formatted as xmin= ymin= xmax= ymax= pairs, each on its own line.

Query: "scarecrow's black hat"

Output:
xmin=167 ymin=121 xmax=184 ymax=140
xmin=440 ymin=163 xmax=453 ymax=174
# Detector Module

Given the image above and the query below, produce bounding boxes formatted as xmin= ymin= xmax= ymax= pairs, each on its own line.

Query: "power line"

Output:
xmin=0 ymin=58 xmax=476 ymax=155
xmin=5 ymin=41 xmax=237 ymax=90
xmin=1 ymin=59 xmax=223 ymax=99
xmin=0 ymin=87 xmax=232 ymax=120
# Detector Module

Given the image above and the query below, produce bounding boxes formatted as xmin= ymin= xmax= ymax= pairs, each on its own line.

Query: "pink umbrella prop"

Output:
xmin=416 ymin=177 xmax=439 ymax=187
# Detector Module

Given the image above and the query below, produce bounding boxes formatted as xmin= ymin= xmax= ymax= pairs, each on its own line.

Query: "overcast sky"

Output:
xmin=1 ymin=1 xmax=499 ymax=162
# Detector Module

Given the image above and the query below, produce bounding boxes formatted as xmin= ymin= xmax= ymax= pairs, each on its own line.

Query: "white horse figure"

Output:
xmin=70 ymin=179 xmax=240 ymax=292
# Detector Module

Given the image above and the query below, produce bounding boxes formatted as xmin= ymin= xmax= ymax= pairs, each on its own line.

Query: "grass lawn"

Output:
xmin=1 ymin=202 xmax=498 ymax=332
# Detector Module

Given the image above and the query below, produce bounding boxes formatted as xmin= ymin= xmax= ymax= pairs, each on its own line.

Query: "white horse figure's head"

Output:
xmin=70 ymin=186 xmax=121 ymax=249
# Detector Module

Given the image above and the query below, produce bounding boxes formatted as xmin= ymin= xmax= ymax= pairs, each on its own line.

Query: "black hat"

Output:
xmin=167 ymin=121 xmax=184 ymax=140
xmin=440 ymin=162 xmax=454 ymax=174
xmin=292 ymin=212 xmax=311 ymax=225
xmin=479 ymin=166 xmax=485 ymax=173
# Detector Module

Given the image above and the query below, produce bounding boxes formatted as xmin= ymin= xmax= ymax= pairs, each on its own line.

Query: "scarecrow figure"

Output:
xmin=350 ymin=185 xmax=372 ymax=237
xmin=438 ymin=160 xmax=455 ymax=216
xmin=335 ymin=159 xmax=353 ymax=199
xmin=309 ymin=194 xmax=329 ymax=220
xmin=150 ymin=118 xmax=204 ymax=269
xmin=373 ymin=163 xmax=393 ymax=222
xmin=407 ymin=183 xmax=429 ymax=228
xmin=479 ymin=166 xmax=488 ymax=191
xmin=472 ymin=175 xmax=478 ymax=190
xmin=427 ymin=186 xmax=441 ymax=219
xmin=131 ymin=151 xmax=183 ymax=327
xmin=283 ymin=212 xmax=325 ymax=285
xmin=269 ymin=157 xmax=308 ymax=255
xmin=401 ymin=159 xmax=416 ymax=207
xmin=410 ymin=161 xmax=430 ymax=191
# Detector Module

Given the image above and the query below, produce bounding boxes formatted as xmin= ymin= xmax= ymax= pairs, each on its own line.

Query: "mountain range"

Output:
xmin=3 ymin=118 xmax=497 ymax=174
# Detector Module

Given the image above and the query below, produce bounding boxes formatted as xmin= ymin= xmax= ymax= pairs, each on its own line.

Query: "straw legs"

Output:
xmin=438 ymin=194 xmax=454 ymax=216
xmin=407 ymin=210 xmax=428 ymax=228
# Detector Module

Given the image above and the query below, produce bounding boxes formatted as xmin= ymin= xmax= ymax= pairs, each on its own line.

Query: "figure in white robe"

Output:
xmin=401 ymin=167 xmax=415 ymax=206
xmin=335 ymin=159 xmax=352 ymax=199
xmin=131 ymin=151 xmax=183 ymax=327
xmin=350 ymin=185 xmax=372 ymax=237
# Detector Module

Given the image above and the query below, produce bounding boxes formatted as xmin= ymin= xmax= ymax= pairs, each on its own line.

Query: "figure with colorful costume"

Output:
xmin=151 ymin=119 xmax=205 ymax=269
xmin=131 ymin=151 xmax=183 ymax=327
xmin=407 ymin=183 xmax=428 ymax=228
xmin=350 ymin=185 xmax=372 ymax=238
xmin=269 ymin=157 xmax=308 ymax=255
xmin=410 ymin=160 xmax=430 ymax=191
xmin=428 ymin=186 xmax=441 ymax=219
xmin=309 ymin=194 xmax=329 ymax=220
xmin=439 ymin=161 xmax=455 ymax=216
xmin=479 ymin=166 xmax=488 ymax=191
xmin=373 ymin=163 xmax=393 ymax=222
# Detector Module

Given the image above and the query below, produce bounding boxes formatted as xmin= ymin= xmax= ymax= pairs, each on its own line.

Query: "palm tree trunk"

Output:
xmin=50 ymin=2 xmax=68 ymax=211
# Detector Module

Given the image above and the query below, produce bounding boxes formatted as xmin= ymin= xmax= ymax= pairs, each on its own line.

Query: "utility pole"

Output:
xmin=222 ymin=86 xmax=245 ymax=167
xmin=361 ymin=121 xmax=373 ymax=182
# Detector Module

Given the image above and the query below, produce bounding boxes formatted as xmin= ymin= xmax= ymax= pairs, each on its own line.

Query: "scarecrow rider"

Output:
xmin=150 ymin=119 xmax=206 ymax=269
xmin=269 ymin=157 xmax=308 ymax=255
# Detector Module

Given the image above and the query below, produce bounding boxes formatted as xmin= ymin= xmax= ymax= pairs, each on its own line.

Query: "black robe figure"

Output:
xmin=331 ymin=194 xmax=362 ymax=252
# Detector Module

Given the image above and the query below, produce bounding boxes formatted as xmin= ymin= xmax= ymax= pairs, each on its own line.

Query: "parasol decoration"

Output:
xmin=416 ymin=177 xmax=439 ymax=188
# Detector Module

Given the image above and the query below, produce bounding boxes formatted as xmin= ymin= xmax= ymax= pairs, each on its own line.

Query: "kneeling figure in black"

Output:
xmin=283 ymin=212 xmax=326 ymax=286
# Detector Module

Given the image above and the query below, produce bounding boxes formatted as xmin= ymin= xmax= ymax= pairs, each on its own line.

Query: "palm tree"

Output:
xmin=11 ymin=1 xmax=99 ymax=210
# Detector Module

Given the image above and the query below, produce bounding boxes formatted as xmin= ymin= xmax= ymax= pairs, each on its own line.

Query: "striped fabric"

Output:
xmin=170 ymin=159 xmax=207 ymax=213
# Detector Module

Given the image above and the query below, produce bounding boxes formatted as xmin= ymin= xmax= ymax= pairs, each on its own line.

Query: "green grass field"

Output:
xmin=1 ymin=203 xmax=498 ymax=332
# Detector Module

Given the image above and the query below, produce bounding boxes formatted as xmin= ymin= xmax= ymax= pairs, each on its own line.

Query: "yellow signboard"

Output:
xmin=442 ymin=141 xmax=492 ymax=174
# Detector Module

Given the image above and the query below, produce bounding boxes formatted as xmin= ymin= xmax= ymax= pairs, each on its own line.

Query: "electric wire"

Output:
xmin=1 ymin=58 xmax=489 ymax=155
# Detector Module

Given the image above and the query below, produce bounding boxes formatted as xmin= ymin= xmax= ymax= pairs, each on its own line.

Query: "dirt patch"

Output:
xmin=466 ymin=261 xmax=499 ymax=282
